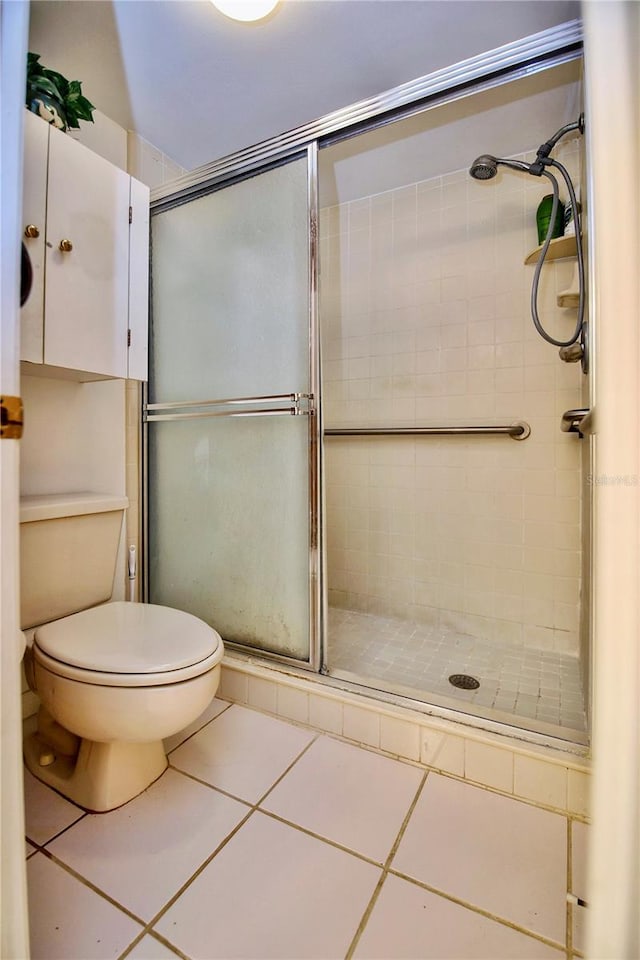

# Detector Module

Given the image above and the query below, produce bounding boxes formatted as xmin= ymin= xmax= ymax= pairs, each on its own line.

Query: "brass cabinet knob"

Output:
xmin=24 ymin=224 xmax=40 ymax=239
xmin=58 ymin=239 xmax=73 ymax=253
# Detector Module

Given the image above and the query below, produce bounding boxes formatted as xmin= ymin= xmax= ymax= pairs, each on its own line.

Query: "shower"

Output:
xmin=469 ymin=115 xmax=586 ymax=365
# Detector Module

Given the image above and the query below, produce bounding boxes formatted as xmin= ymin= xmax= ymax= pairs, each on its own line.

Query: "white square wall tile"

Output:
xmin=28 ymin=853 xmax=142 ymax=960
xmin=276 ymin=684 xmax=309 ymax=723
xmin=218 ymin=667 xmax=248 ymax=703
xmin=169 ymin=704 xmax=315 ymax=803
xmin=465 ymin=741 xmax=514 ymax=793
xmin=354 ymin=874 xmax=564 ymax=959
xmin=514 ymin=755 xmax=568 ymax=809
xmin=380 ymin=715 xmax=420 ymax=761
xmin=567 ymin=768 xmax=591 ymax=817
xmin=48 ymin=768 xmax=249 ymax=921
xmin=23 ymin=768 xmax=84 ymax=846
xmin=262 ymin=735 xmax=422 ymax=863
xmin=155 ymin=812 xmax=381 ymax=960
xmin=247 ymin=676 xmax=278 ymax=713
xmin=309 ymin=693 xmax=343 ymax=734
xmin=343 ymin=703 xmax=381 ymax=747
xmin=421 ymin=731 xmax=464 ymax=776
xmin=392 ymin=773 xmax=567 ymax=944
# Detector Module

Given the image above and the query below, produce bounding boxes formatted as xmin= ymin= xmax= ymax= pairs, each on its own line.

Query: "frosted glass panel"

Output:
xmin=148 ymin=415 xmax=310 ymax=659
xmin=150 ymin=158 xmax=309 ymax=403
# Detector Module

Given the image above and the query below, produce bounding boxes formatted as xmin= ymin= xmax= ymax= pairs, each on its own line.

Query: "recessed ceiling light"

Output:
xmin=210 ymin=0 xmax=279 ymax=22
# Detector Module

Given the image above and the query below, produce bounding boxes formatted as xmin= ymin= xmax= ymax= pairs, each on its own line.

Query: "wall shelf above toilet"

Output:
xmin=20 ymin=492 xmax=129 ymax=523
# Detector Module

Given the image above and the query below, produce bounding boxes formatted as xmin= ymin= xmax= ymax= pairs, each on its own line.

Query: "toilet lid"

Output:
xmin=34 ymin=601 xmax=221 ymax=674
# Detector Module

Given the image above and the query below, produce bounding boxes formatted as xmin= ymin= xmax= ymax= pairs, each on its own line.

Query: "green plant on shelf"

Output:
xmin=26 ymin=52 xmax=95 ymax=131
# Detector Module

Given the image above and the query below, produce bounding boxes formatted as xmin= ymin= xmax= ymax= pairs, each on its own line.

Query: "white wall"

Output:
xmin=321 ymin=136 xmax=584 ymax=656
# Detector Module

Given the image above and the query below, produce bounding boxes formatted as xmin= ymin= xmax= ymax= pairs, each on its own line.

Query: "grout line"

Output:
xmin=164 ymin=700 xmax=233 ymax=756
xmin=137 ymin=804 xmax=258 ymax=935
xmin=345 ymin=769 xmax=430 ymax=959
xmin=133 ymin=736 xmax=322 ymax=941
xmin=27 ymin=809 xmax=87 ymax=850
xmin=118 ymin=929 xmax=189 ymax=960
xmin=38 ymin=848 xmax=148 ymax=928
xmin=253 ymin=732 xmax=320 ymax=806
xmin=257 ymin=807 xmax=386 ymax=871
xmin=388 ymin=866 xmax=567 ymax=953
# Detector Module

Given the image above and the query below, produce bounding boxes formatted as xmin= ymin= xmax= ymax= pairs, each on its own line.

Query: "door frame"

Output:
xmin=1 ymin=2 xmax=31 ymax=956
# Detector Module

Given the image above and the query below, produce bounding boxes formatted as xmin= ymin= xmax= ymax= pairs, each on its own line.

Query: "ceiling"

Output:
xmin=28 ymin=0 xmax=580 ymax=173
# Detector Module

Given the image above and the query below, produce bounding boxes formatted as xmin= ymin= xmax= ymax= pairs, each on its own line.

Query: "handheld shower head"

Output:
xmin=469 ymin=155 xmax=536 ymax=181
xmin=469 ymin=155 xmax=498 ymax=180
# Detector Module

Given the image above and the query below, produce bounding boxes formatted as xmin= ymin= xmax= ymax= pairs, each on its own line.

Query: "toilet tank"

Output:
xmin=20 ymin=493 xmax=129 ymax=630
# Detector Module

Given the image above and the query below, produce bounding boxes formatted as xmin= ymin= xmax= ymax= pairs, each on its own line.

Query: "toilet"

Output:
xmin=20 ymin=493 xmax=224 ymax=812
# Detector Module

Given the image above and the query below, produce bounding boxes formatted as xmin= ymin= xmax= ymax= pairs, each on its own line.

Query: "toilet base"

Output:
xmin=24 ymin=733 xmax=168 ymax=812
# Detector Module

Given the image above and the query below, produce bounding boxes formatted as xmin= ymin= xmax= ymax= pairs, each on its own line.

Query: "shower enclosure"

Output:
xmin=145 ymin=22 xmax=590 ymax=747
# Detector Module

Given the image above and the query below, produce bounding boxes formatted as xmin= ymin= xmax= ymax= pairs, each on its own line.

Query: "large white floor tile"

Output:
xmin=27 ymin=853 xmax=142 ymax=960
xmin=392 ymin=773 xmax=567 ymax=944
xmin=24 ymin=768 xmax=85 ymax=846
xmin=47 ymin=768 xmax=248 ymax=921
xmin=354 ymin=874 xmax=565 ymax=959
xmin=262 ymin=735 xmax=423 ymax=862
xmin=169 ymin=704 xmax=315 ymax=803
xmin=155 ymin=810 xmax=381 ymax=959
xmin=163 ymin=697 xmax=230 ymax=753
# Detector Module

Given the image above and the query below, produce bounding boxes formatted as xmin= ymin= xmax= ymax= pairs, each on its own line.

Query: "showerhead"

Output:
xmin=469 ymin=155 xmax=498 ymax=180
xmin=469 ymin=155 xmax=537 ymax=181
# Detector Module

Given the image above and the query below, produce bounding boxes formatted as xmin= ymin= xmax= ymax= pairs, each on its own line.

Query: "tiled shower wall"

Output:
xmin=321 ymin=139 xmax=584 ymax=655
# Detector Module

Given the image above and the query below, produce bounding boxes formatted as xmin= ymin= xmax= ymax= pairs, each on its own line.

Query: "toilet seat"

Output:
xmin=33 ymin=601 xmax=223 ymax=687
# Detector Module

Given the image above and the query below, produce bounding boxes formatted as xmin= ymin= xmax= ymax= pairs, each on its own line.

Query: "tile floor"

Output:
xmin=327 ymin=607 xmax=587 ymax=735
xmin=24 ymin=698 xmax=588 ymax=960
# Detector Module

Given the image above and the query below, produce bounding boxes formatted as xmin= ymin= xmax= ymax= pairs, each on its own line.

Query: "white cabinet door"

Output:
xmin=21 ymin=109 xmax=48 ymax=363
xmin=44 ymin=123 xmax=130 ymax=378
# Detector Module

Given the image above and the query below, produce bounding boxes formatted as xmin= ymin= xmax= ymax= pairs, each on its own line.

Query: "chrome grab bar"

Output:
xmin=324 ymin=421 xmax=531 ymax=441
xmin=561 ymin=408 xmax=591 ymax=437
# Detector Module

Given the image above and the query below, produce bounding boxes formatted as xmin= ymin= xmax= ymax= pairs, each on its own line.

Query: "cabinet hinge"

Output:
xmin=127 ymin=329 xmax=132 ymax=348
xmin=1 ymin=395 xmax=24 ymax=440
xmin=129 ymin=206 xmax=133 ymax=224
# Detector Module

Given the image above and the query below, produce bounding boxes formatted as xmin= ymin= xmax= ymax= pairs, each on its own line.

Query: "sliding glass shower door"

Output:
xmin=145 ymin=151 xmax=319 ymax=665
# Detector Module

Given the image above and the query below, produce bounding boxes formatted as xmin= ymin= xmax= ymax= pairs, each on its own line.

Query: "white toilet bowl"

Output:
xmin=24 ymin=601 xmax=224 ymax=811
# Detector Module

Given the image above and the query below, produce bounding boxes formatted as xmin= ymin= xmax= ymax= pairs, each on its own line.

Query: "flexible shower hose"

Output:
xmin=530 ymin=161 xmax=585 ymax=347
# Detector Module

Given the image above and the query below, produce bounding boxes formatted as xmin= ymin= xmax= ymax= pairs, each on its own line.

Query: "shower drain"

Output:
xmin=448 ymin=674 xmax=480 ymax=690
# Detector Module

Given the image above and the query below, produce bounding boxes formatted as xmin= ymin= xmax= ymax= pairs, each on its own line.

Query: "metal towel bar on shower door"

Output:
xmin=324 ymin=421 xmax=531 ymax=440
xmin=144 ymin=393 xmax=313 ymax=422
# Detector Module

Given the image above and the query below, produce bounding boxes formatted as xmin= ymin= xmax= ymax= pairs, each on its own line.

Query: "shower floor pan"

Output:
xmin=327 ymin=607 xmax=587 ymax=736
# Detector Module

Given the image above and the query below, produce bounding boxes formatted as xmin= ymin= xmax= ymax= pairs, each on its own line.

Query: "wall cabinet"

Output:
xmin=21 ymin=110 xmax=149 ymax=381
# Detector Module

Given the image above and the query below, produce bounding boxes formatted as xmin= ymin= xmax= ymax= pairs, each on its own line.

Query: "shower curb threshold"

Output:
xmin=218 ymin=654 xmax=591 ymax=821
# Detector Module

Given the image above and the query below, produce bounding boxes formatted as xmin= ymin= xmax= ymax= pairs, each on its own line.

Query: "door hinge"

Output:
xmin=129 ymin=206 xmax=133 ymax=224
xmin=127 ymin=329 xmax=132 ymax=348
xmin=1 ymin=395 xmax=24 ymax=440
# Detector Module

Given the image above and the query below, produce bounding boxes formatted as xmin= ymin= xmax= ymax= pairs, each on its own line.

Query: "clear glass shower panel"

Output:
xmin=150 ymin=157 xmax=309 ymax=403
xmin=148 ymin=415 xmax=310 ymax=659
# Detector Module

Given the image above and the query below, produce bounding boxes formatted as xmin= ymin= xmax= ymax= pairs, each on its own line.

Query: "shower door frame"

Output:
xmin=143 ymin=146 xmax=323 ymax=671
xmin=143 ymin=20 xmax=586 ymax=714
